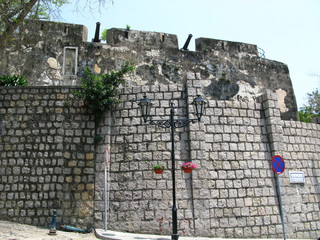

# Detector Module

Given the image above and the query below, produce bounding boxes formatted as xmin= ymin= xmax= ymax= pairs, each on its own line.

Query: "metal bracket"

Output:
xmin=147 ymin=118 xmax=198 ymax=129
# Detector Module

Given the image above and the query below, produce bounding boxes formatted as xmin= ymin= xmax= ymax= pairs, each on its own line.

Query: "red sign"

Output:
xmin=271 ymin=155 xmax=285 ymax=174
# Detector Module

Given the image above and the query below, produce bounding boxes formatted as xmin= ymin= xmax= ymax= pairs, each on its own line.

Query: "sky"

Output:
xmin=59 ymin=0 xmax=320 ymax=108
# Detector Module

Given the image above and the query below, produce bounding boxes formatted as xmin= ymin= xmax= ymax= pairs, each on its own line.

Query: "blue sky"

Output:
xmin=59 ymin=0 xmax=320 ymax=108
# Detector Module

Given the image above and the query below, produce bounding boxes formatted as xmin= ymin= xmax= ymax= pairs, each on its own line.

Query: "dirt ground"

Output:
xmin=0 ymin=221 xmax=98 ymax=240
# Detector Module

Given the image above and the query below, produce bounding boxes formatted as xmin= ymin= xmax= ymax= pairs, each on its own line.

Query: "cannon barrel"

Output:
xmin=92 ymin=22 xmax=101 ymax=42
xmin=181 ymin=34 xmax=193 ymax=50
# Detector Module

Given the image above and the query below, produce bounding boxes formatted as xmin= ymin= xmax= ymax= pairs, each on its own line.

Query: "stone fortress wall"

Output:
xmin=0 ymin=87 xmax=96 ymax=228
xmin=1 ymin=82 xmax=319 ymax=238
xmin=101 ymin=79 xmax=320 ymax=239
xmin=0 ymin=20 xmax=319 ymax=238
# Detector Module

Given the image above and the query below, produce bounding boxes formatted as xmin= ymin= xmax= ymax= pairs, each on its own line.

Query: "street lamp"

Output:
xmin=138 ymin=95 xmax=206 ymax=240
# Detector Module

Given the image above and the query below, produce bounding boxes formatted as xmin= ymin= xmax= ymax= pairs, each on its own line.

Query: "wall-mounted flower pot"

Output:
xmin=154 ymin=169 xmax=164 ymax=174
xmin=181 ymin=162 xmax=197 ymax=173
xmin=182 ymin=168 xmax=192 ymax=173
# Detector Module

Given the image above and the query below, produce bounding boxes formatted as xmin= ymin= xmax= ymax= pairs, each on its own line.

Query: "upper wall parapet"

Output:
xmin=1 ymin=20 xmax=298 ymax=120
xmin=16 ymin=20 xmax=259 ymax=56
xmin=196 ymin=37 xmax=258 ymax=56
xmin=106 ymin=28 xmax=179 ymax=49
xmin=106 ymin=28 xmax=258 ymax=56
xmin=16 ymin=20 xmax=88 ymax=46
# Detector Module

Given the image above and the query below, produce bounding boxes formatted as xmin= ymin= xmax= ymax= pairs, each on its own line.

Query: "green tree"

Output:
xmin=101 ymin=28 xmax=107 ymax=41
xmin=299 ymin=88 xmax=320 ymax=122
xmin=74 ymin=62 xmax=134 ymax=114
xmin=0 ymin=0 xmax=112 ymax=48
xmin=299 ymin=105 xmax=317 ymax=123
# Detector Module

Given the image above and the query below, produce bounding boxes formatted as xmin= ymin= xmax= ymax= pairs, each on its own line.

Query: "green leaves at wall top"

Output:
xmin=75 ymin=62 xmax=134 ymax=114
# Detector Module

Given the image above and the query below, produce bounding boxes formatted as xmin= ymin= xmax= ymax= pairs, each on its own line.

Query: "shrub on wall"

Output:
xmin=74 ymin=62 xmax=134 ymax=114
xmin=299 ymin=88 xmax=320 ymax=122
xmin=101 ymin=28 xmax=108 ymax=41
xmin=0 ymin=75 xmax=28 ymax=86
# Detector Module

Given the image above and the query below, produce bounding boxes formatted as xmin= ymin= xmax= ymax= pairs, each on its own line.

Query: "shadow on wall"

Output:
xmin=0 ymin=114 xmax=2 ymax=135
xmin=312 ymin=159 xmax=320 ymax=209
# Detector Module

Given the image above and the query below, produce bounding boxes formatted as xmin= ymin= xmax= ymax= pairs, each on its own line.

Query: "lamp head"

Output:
xmin=192 ymin=95 xmax=206 ymax=121
xmin=138 ymin=95 xmax=152 ymax=122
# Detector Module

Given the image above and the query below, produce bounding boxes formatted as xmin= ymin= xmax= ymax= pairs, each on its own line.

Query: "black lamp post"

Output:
xmin=138 ymin=95 xmax=206 ymax=240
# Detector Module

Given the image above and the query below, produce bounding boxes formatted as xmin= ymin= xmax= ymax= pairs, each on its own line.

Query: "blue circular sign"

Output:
xmin=271 ymin=155 xmax=285 ymax=174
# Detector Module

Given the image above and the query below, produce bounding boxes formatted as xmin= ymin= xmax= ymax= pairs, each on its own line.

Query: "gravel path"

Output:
xmin=0 ymin=221 xmax=98 ymax=240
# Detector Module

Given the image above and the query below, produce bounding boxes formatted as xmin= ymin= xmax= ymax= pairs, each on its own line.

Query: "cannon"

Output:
xmin=92 ymin=22 xmax=101 ymax=42
xmin=181 ymin=34 xmax=193 ymax=51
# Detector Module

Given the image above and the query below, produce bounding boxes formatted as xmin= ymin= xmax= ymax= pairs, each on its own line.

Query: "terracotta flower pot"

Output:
xmin=154 ymin=169 xmax=164 ymax=174
xmin=182 ymin=168 xmax=192 ymax=173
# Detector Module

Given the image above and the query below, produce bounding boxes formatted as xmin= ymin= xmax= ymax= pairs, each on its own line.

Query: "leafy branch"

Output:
xmin=74 ymin=62 xmax=134 ymax=114
xmin=299 ymin=88 xmax=320 ymax=122
xmin=0 ymin=75 xmax=28 ymax=86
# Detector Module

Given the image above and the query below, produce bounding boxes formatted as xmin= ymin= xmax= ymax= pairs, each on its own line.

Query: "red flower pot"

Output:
xmin=154 ymin=169 xmax=164 ymax=174
xmin=182 ymin=168 xmax=192 ymax=173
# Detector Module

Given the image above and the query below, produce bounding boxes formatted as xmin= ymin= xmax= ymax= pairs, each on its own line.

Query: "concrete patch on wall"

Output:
xmin=236 ymin=80 xmax=260 ymax=101
xmin=94 ymin=64 xmax=101 ymax=74
xmin=47 ymin=57 xmax=58 ymax=69
xmin=39 ymin=72 xmax=54 ymax=85
xmin=276 ymin=88 xmax=289 ymax=112
xmin=46 ymin=57 xmax=63 ymax=83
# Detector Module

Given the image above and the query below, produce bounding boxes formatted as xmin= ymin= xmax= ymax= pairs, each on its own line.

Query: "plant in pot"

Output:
xmin=181 ymin=162 xmax=197 ymax=173
xmin=152 ymin=164 xmax=166 ymax=174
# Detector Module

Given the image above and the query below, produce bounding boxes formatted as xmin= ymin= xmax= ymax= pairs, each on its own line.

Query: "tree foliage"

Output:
xmin=0 ymin=0 xmax=112 ymax=48
xmin=0 ymin=75 xmax=28 ymax=86
xmin=74 ymin=62 xmax=134 ymax=114
xmin=1 ymin=0 xmax=37 ymax=47
xmin=101 ymin=28 xmax=108 ymax=41
xmin=299 ymin=88 xmax=320 ymax=122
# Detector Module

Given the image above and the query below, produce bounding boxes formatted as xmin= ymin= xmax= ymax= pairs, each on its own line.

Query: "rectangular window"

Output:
xmin=63 ymin=47 xmax=78 ymax=75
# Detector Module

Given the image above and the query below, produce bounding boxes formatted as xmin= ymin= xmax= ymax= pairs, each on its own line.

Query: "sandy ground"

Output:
xmin=0 ymin=221 xmax=98 ymax=240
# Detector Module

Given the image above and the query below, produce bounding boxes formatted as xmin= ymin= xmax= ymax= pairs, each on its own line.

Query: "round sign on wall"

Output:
xmin=271 ymin=155 xmax=285 ymax=175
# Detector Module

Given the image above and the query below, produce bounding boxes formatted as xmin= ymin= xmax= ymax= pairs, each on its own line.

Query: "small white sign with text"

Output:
xmin=289 ymin=171 xmax=305 ymax=183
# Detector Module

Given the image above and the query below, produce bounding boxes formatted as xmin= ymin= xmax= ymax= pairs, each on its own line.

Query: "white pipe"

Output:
xmin=104 ymin=144 xmax=109 ymax=231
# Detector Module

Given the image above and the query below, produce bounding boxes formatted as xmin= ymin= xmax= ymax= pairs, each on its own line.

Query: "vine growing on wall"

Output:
xmin=74 ymin=62 xmax=134 ymax=115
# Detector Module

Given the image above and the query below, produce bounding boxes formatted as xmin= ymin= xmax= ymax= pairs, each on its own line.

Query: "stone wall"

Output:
xmin=0 ymin=83 xmax=320 ymax=238
xmin=0 ymin=86 xmax=96 ymax=228
xmin=105 ymin=78 xmax=268 ymax=237
xmin=94 ymin=77 xmax=318 ymax=238
xmin=0 ymin=20 xmax=297 ymax=120
xmin=281 ymin=120 xmax=320 ymax=236
xmin=1 ymin=20 xmax=319 ymax=239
